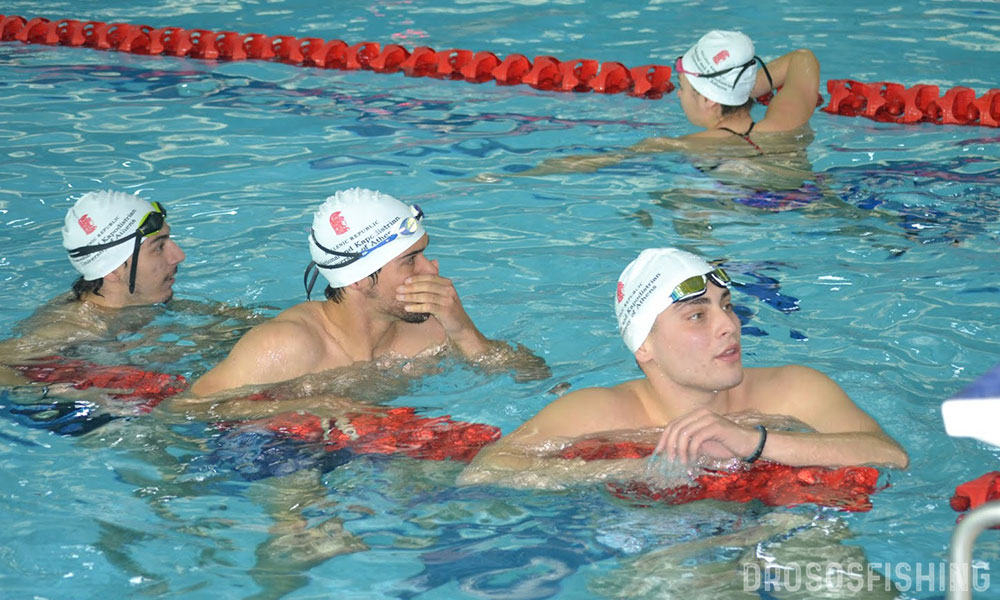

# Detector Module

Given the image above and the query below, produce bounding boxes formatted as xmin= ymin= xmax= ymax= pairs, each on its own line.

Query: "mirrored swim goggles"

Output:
xmin=674 ymin=56 xmax=773 ymax=92
xmin=669 ymin=267 xmax=732 ymax=303
xmin=66 ymin=202 xmax=167 ymax=294
xmin=303 ymin=204 xmax=424 ymax=299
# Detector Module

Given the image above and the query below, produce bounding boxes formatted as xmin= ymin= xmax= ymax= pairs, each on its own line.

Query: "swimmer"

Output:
xmin=188 ymin=188 xmax=548 ymax=398
xmin=517 ymin=30 xmax=821 ymax=176
xmin=636 ymin=30 xmax=820 ymax=152
xmin=0 ymin=190 xmax=186 ymax=384
xmin=460 ymin=248 xmax=907 ymax=489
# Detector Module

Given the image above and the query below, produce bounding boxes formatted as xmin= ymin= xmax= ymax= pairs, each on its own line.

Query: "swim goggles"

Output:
xmin=670 ymin=267 xmax=732 ymax=303
xmin=674 ymin=56 xmax=773 ymax=92
xmin=303 ymin=204 xmax=424 ymax=299
xmin=66 ymin=202 xmax=167 ymax=294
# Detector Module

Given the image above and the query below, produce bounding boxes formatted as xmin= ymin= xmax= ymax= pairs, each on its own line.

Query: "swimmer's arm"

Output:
xmin=629 ymin=137 xmax=687 ymax=152
xmin=488 ymin=131 xmax=687 ymax=177
xmin=754 ymin=49 xmax=821 ymax=131
xmin=466 ymin=340 xmax=552 ymax=382
xmin=458 ymin=438 xmax=645 ymax=490
xmin=458 ymin=389 xmax=644 ymax=488
xmin=167 ymin=298 xmax=273 ymax=323
xmin=0 ymin=364 xmax=29 ymax=385
xmin=745 ymin=429 xmax=908 ymax=469
xmin=189 ymin=321 xmax=325 ymax=397
xmin=763 ymin=366 xmax=908 ymax=469
xmin=0 ymin=338 xmax=30 ymax=384
xmin=163 ymin=390 xmax=358 ymax=421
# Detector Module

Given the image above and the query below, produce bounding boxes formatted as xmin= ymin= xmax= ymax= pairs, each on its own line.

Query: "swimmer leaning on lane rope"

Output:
xmin=460 ymin=248 xmax=907 ymax=490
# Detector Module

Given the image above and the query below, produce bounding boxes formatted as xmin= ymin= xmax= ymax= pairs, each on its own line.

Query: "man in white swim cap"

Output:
xmin=461 ymin=248 xmax=907 ymax=488
xmin=0 ymin=190 xmax=186 ymax=384
xmin=62 ymin=189 xmax=185 ymax=306
xmin=190 ymin=187 xmax=547 ymax=397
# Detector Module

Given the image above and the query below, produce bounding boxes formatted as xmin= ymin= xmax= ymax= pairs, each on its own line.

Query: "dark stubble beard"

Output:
xmin=366 ymin=284 xmax=430 ymax=323
xmin=399 ymin=311 xmax=431 ymax=324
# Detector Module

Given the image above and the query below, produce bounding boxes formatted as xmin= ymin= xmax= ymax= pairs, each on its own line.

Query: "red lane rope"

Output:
xmin=0 ymin=14 xmax=673 ymax=98
xmin=823 ymin=79 xmax=1000 ymax=127
xmin=1 ymin=14 xmax=997 ymax=126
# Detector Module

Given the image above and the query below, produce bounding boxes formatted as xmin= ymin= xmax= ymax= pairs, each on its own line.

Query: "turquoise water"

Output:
xmin=1 ymin=1 xmax=999 ymax=598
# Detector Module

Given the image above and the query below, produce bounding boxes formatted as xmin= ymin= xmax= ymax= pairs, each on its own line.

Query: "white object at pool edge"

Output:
xmin=941 ymin=363 xmax=1000 ymax=449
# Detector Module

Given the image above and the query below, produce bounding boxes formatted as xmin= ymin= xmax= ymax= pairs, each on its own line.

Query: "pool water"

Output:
xmin=1 ymin=0 xmax=999 ymax=598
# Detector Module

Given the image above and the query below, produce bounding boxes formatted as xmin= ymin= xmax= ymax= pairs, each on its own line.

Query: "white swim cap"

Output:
xmin=679 ymin=30 xmax=758 ymax=106
xmin=307 ymin=188 xmax=426 ymax=291
xmin=62 ymin=190 xmax=157 ymax=281
xmin=615 ymin=248 xmax=719 ymax=353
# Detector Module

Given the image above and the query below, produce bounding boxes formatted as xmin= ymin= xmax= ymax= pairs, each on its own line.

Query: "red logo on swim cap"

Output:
xmin=78 ymin=214 xmax=96 ymax=235
xmin=329 ymin=211 xmax=350 ymax=235
xmin=616 ymin=281 xmax=624 ymax=303
xmin=713 ymin=50 xmax=730 ymax=65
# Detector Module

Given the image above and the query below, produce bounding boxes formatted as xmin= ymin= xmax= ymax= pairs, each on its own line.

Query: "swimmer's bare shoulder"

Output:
xmin=191 ymin=302 xmax=338 ymax=396
xmin=631 ymin=132 xmax=754 ymax=153
xmin=738 ymin=364 xmax=885 ymax=434
xmin=502 ymin=379 xmax=647 ymax=446
xmin=0 ymin=296 xmax=111 ymax=364
xmin=463 ymin=381 xmax=648 ymax=481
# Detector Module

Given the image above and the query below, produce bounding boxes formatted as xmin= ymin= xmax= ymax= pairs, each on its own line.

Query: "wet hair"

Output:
xmin=323 ymin=268 xmax=381 ymax=303
xmin=720 ymin=98 xmax=754 ymax=117
xmin=71 ymin=276 xmax=104 ymax=300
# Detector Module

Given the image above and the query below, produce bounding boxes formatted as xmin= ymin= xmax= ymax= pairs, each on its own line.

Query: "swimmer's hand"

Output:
xmin=653 ymin=407 xmax=757 ymax=465
xmin=397 ymin=265 xmax=551 ymax=381
xmin=397 ymin=265 xmax=490 ymax=357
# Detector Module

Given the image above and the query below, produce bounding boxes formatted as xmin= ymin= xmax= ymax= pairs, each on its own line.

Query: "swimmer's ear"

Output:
xmin=103 ymin=261 xmax=129 ymax=284
xmin=633 ymin=339 xmax=654 ymax=365
xmin=698 ymin=93 xmax=719 ymax=112
xmin=347 ymin=278 xmax=374 ymax=292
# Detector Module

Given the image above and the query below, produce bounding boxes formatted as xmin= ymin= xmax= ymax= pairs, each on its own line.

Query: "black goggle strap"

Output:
xmin=67 ymin=231 xmax=135 ymax=257
xmin=310 ymin=230 xmax=363 ymax=260
xmin=309 ymin=230 xmax=366 ymax=270
xmin=303 ymin=261 xmax=321 ymax=300
xmin=730 ymin=56 xmax=772 ymax=91
xmin=757 ymin=57 xmax=774 ymax=92
xmin=126 ymin=204 xmax=167 ymax=294
xmin=127 ymin=234 xmax=142 ymax=294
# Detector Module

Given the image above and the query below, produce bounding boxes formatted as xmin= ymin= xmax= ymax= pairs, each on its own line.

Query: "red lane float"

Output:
xmin=10 ymin=356 xmax=499 ymax=461
xmin=12 ymin=357 xmax=187 ymax=412
xmin=235 ymin=406 xmax=500 ymax=462
xmin=823 ymin=79 xmax=1000 ymax=128
xmin=561 ymin=438 xmax=882 ymax=512
xmin=951 ymin=472 xmax=1000 ymax=528
xmin=0 ymin=13 xmax=672 ymax=98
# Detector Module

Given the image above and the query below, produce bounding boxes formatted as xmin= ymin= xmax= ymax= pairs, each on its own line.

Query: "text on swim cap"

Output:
xmin=321 ymin=216 xmax=402 ymax=252
xmin=713 ymin=50 xmax=730 ymax=65
xmin=620 ymin=272 xmax=661 ymax=327
xmin=78 ymin=214 xmax=96 ymax=235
